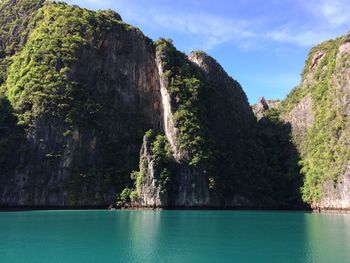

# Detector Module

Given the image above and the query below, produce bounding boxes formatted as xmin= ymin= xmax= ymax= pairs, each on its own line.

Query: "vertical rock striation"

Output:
xmin=0 ymin=1 xmax=162 ymax=206
xmin=134 ymin=44 xmax=265 ymax=208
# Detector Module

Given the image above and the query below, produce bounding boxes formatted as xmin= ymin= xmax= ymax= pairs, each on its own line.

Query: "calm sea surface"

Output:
xmin=0 ymin=210 xmax=349 ymax=263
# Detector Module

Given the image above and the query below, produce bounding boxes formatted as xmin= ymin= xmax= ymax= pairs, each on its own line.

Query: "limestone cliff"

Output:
xmin=133 ymin=135 xmax=168 ymax=208
xmin=2 ymin=0 xmax=344 ymax=210
xmin=265 ymin=33 xmax=350 ymax=211
xmin=0 ymin=1 xmax=161 ymax=206
xmin=0 ymin=1 xmax=262 ymax=208
xmin=130 ymin=43 xmax=301 ymax=208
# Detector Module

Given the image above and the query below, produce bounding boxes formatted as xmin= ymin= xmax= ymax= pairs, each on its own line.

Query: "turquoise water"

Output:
xmin=0 ymin=210 xmax=349 ymax=263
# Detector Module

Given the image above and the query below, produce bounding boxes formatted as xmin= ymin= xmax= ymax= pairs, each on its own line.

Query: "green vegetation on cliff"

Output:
xmin=281 ymin=33 xmax=350 ymax=204
xmin=4 ymin=2 xmax=124 ymax=127
xmin=280 ymin=86 xmax=308 ymax=114
xmin=156 ymin=39 xmax=214 ymax=167
xmin=0 ymin=0 xmax=45 ymax=84
xmin=118 ymin=130 xmax=172 ymax=205
xmin=0 ymin=0 xmax=155 ymax=205
xmin=150 ymin=132 xmax=172 ymax=193
xmin=152 ymin=39 xmax=304 ymax=207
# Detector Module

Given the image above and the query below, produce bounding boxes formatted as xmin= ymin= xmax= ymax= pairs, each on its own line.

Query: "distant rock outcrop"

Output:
xmin=252 ymin=97 xmax=280 ymax=120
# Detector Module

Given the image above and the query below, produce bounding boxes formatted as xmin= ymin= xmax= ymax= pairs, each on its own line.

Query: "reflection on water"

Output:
xmin=0 ymin=210 xmax=349 ymax=263
xmin=344 ymin=214 xmax=350 ymax=248
xmin=305 ymin=213 xmax=350 ymax=263
xmin=107 ymin=211 xmax=350 ymax=263
xmin=128 ymin=211 xmax=161 ymax=261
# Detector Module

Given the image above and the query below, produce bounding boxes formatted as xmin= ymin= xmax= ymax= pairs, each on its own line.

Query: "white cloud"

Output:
xmin=150 ymin=12 xmax=255 ymax=50
xmin=67 ymin=0 xmax=350 ymax=50
xmin=267 ymin=27 xmax=334 ymax=47
xmin=314 ymin=0 xmax=350 ymax=27
xmin=107 ymin=1 xmax=257 ymax=51
xmin=266 ymin=0 xmax=350 ymax=47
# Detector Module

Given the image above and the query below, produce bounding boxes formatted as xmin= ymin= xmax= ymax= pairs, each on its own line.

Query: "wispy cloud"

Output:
xmin=267 ymin=27 xmax=335 ymax=47
xmin=67 ymin=0 xmax=350 ymax=50
xmin=270 ymin=0 xmax=350 ymax=47
xmin=149 ymin=12 xmax=255 ymax=50
xmin=313 ymin=0 xmax=350 ymax=27
xmin=108 ymin=1 xmax=257 ymax=51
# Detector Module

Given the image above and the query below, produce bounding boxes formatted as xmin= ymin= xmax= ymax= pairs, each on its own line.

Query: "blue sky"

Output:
xmin=65 ymin=0 xmax=350 ymax=103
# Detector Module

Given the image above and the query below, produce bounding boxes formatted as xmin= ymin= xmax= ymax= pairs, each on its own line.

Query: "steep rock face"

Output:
xmin=133 ymin=44 xmax=274 ymax=208
xmin=320 ymin=164 xmax=350 ymax=210
xmin=316 ymin=40 xmax=350 ymax=211
xmin=156 ymin=56 xmax=182 ymax=161
xmin=189 ymin=51 xmax=256 ymax=133
xmin=280 ymin=33 xmax=350 ymax=210
xmin=285 ymin=95 xmax=314 ymax=144
xmin=188 ymin=52 xmax=260 ymax=206
xmin=135 ymin=44 xmax=214 ymax=208
xmin=136 ymin=136 xmax=166 ymax=207
xmin=0 ymin=2 xmax=161 ymax=206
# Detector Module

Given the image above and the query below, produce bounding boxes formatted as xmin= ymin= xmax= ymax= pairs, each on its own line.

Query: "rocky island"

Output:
xmin=0 ymin=0 xmax=349 ymax=212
